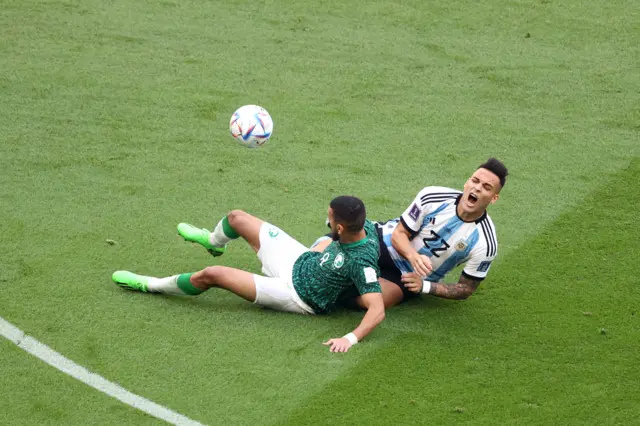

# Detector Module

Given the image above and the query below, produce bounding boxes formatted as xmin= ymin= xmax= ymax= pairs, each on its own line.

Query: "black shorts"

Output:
xmin=375 ymin=224 xmax=418 ymax=301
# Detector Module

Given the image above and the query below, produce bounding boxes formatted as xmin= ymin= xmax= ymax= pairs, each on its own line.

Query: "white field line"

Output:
xmin=0 ymin=316 xmax=205 ymax=426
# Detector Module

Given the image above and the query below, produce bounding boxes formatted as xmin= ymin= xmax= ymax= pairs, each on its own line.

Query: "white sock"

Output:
xmin=147 ymin=275 xmax=186 ymax=295
xmin=209 ymin=219 xmax=232 ymax=247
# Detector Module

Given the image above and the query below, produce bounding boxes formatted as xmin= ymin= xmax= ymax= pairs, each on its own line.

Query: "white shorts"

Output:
xmin=253 ymin=222 xmax=314 ymax=315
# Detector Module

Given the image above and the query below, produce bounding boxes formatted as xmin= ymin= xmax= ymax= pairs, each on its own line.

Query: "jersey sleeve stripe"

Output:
xmin=420 ymin=193 xmax=460 ymax=207
xmin=480 ymin=220 xmax=492 ymax=257
xmin=485 ymin=220 xmax=497 ymax=257
xmin=480 ymin=219 xmax=497 ymax=257
xmin=420 ymin=191 xmax=460 ymax=201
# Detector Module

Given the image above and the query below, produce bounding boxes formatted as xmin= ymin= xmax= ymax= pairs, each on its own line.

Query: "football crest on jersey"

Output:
xmin=333 ymin=253 xmax=344 ymax=268
xmin=455 ymin=239 xmax=468 ymax=251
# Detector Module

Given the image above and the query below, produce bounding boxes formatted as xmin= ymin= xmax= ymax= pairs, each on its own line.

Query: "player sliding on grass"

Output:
xmin=112 ymin=195 xmax=385 ymax=353
xmin=314 ymin=158 xmax=508 ymax=308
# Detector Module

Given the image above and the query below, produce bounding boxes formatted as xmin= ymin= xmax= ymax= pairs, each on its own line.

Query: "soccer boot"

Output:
xmin=112 ymin=271 xmax=150 ymax=292
xmin=177 ymin=223 xmax=226 ymax=257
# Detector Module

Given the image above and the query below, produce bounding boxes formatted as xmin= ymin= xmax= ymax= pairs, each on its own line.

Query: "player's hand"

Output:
xmin=408 ymin=253 xmax=432 ymax=277
xmin=323 ymin=338 xmax=353 ymax=353
xmin=401 ymin=272 xmax=424 ymax=293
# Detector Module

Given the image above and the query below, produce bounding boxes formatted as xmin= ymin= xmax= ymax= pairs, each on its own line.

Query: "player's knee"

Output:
xmin=226 ymin=209 xmax=249 ymax=228
xmin=202 ymin=266 xmax=224 ymax=283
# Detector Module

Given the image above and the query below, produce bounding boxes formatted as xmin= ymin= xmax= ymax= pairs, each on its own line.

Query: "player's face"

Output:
xmin=460 ymin=168 xmax=501 ymax=216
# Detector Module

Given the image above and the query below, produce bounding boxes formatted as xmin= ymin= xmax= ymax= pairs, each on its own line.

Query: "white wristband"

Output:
xmin=422 ymin=280 xmax=432 ymax=294
xmin=343 ymin=332 xmax=358 ymax=345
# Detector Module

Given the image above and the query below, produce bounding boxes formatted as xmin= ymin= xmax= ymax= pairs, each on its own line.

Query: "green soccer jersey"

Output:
xmin=292 ymin=220 xmax=381 ymax=314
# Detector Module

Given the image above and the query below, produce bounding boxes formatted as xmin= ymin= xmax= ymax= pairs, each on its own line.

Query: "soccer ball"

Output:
xmin=229 ymin=105 xmax=273 ymax=148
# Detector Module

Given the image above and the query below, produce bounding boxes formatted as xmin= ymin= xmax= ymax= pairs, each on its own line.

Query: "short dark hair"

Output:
xmin=330 ymin=196 xmax=366 ymax=233
xmin=479 ymin=157 xmax=508 ymax=188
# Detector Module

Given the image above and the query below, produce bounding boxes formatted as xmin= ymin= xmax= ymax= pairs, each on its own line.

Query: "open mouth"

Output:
xmin=468 ymin=193 xmax=478 ymax=205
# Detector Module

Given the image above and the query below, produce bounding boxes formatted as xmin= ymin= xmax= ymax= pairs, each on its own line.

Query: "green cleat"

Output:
xmin=112 ymin=270 xmax=150 ymax=292
xmin=177 ymin=223 xmax=226 ymax=257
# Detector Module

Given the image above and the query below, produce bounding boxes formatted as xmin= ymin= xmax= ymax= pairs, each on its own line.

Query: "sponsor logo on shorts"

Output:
xmin=333 ymin=253 xmax=344 ymax=268
xmin=408 ymin=203 xmax=420 ymax=221
xmin=268 ymin=228 xmax=280 ymax=238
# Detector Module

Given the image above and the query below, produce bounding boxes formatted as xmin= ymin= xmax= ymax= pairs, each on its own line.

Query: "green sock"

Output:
xmin=222 ymin=216 xmax=240 ymax=239
xmin=176 ymin=273 xmax=204 ymax=295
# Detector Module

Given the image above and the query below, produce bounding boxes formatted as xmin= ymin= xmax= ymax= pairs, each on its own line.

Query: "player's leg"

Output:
xmin=354 ymin=278 xmax=404 ymax=309
xmin=223 ymin=209 xmax=263 ymax=252
xmin=196 ymin=267 xmax=312 ymax=313
xmin=190 ymin=266 xmax=257 ymax=301
xmin=112 ymin=267 xmax=311 ymax=313
xmin=178 ymin=209 xmax=264 ymax=255
xmin=113 ymin=266 xmax=257 ymax=301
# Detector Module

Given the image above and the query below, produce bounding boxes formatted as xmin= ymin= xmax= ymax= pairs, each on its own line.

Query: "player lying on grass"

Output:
xmin=112 ymin=196 xmax=385 ymax=353
xmin=314 ymin=158 xmax=508 ymax=308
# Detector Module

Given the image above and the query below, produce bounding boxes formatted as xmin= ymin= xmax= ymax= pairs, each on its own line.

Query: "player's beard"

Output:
xmin=331 ymin=228 xmax=340 ymax=241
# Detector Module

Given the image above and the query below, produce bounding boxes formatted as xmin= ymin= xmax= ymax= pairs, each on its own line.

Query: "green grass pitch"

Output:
xmin=1 ymin=0 xmax=638 ymax=424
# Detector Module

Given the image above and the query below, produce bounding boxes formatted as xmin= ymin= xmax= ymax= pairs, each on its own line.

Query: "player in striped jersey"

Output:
xmin=375 ymin=158 xmax=507 ymax=306
xmin=313 ymin=158 xmax=507 ymax=307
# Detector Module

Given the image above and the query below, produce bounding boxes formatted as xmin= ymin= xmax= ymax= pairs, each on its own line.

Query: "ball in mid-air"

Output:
xmin=229 ymin=105 xmax=273 ymax=148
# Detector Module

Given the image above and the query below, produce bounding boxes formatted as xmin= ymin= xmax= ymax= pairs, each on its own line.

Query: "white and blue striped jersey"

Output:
xmin=378 ymin=186 xmax=498 ymax=282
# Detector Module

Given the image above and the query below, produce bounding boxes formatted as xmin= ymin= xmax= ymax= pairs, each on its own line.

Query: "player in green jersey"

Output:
xmin=112 ymin=196 xmax=385 ymax=353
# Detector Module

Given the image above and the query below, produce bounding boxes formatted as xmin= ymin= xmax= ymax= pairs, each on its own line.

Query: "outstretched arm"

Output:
xmin=323 ymin=292 xmax=385 ymax=352
xmin=402 ymin=273 xmax=481 ymax=300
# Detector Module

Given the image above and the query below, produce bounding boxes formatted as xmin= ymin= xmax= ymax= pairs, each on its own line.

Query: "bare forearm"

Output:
xmin=404 ymin=273 xmax=481 ymax=300
xmin=391 ymin=231 xmax=415 ymax=259
xmin=429 ymin=281 xmax=476 ymax=300
xmin=351 ymin=306 xmax=385 ymax=341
